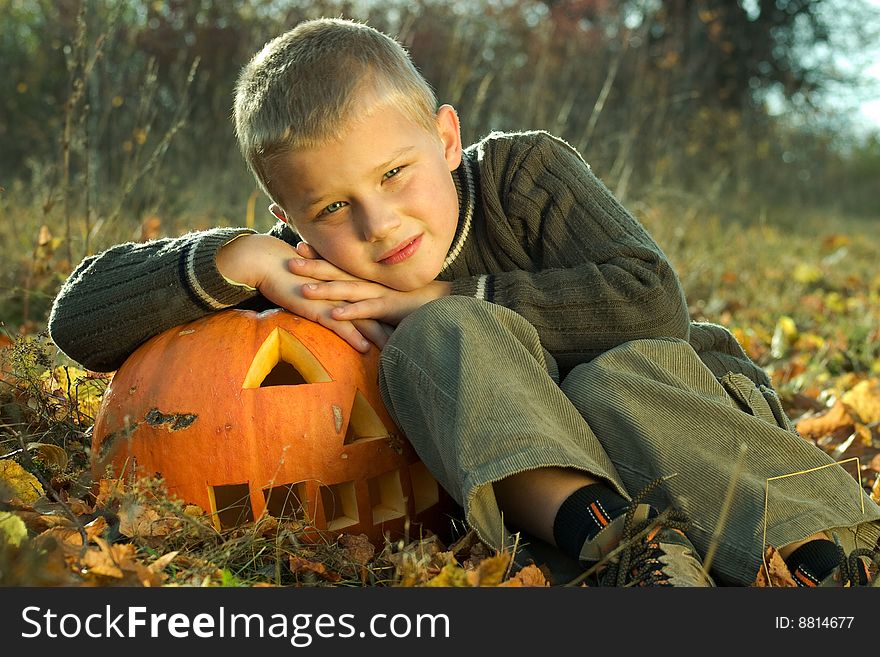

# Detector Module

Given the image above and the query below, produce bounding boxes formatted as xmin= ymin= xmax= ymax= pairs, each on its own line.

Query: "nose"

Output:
xmin=357 ymin=199 xmax=400 ymax=242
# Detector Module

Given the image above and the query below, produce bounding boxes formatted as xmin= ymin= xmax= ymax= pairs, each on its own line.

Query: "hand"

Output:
xmin=290 ymin=243 xmax=451 ymax=325
xmin=216 ymin=234 xmax=392 ymax=352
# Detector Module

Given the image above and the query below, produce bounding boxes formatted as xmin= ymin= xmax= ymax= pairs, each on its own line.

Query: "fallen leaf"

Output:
xmin=466 ymin=553 xmax=511 ymax=586
xmin=149 ymin=550 xmax=179 ymax=574
xmin=26 ymin=442 xmax=68 ymax=470
xmin=288 ymin=555 xmax=341 ymax=582
xmin=841 ymin=378 xmax=880 ymax=425
xmin=0 ymin=460 xmax=45 ymax=504
xmin=82 ymin=543 xmax=125 ymax=579
xmin=752 ymin=546 xmax=796 ymax=587
xmin=66 ymin=497 xmax=93 ymax=516
xmin=0 ymin=511 xmax=28 ymax=547
xmin=338 ymin=533 xmax=375 ymax=566
xmin=793 ymin=263 xmax=822 ymax=285
xmin=770 ymin=316 xmax=798 ymax=358
xmin=82 ymin=537 xmax=165 ymax=586
xmin=796 ymin=400 xmax=852 ymax=439
xmin=424 ymin=561 xmax=471 ymax=587
xmin=95 ymin=479 xmax=125 ymax=508
xmin=83 ymin=515 xmax=108 ymax=542
xmin=499 ymin=564 xmax=549 ymax=587
xmin=118 ymin=499 xmax=175 ymax=538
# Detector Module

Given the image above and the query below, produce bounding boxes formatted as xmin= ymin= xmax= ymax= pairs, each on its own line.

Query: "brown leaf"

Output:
xmin=465 ymin=553 xmax=511 ymax=587
xmin=751 ymin=546 xmax=796 ymax=587
xmin=149 ymin=550 xmax=179 ymax=574
xmin=118 ymin=498 xmax=175 ymax=538
xmin=83 ymin=515 xmax=108 ymax=542
xmin=289 ymin=555 xmax=341 ymax=582
xmin=448 ymin=528 xmax=481 ymax=557
xmin=26 ymin=442 xmax=68 ymax=471
xmin=338 ymin=533 xmax=376 ymax=566
xmin=386 ymin=534 xmax=445 ymax=571
xmin=37 ymin=526 xmax=87 ymax=552
xmin=499 ymin=564 xmax=549 ymax=587
xmin=95 ymin=479 xmax=125 ymax=508
xmin=82 ymin=542 xmax=128 ymax=579
xmin=83 ymin=537 xmax=166 ymax=586
xmin=796 ymin=400 xmax=852 ymax=439
xmin=67 ymin=497 xmax=93 ymax=516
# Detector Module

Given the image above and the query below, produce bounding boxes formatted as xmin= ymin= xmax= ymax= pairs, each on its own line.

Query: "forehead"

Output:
xmin=273 ymin=102 xmax=437 ymax=204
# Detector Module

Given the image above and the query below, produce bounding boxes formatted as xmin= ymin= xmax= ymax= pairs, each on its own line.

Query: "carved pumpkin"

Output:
xmin=91 ymin=308 xmax=451 ymax=544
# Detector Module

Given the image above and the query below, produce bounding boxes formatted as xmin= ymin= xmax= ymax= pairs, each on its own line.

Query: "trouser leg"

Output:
xmin=378 ymin=296 xmax=625 ymax=552
xmin=561 ymin=337 xmax=880 ymax=585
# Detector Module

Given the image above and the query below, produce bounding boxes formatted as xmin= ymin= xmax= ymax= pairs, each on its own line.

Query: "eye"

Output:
xmin=383 ymin=166 xmax=402 ymax=180
xmin=319 ymin=201 xmax=347 ymax=217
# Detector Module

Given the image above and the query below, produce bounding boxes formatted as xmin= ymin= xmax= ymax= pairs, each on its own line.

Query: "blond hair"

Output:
xmin=234 ymin=18 xmax=438 ymax=204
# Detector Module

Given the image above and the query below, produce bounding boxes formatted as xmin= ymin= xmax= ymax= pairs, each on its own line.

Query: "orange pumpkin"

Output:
xmin=91 ymin=308 xmax=451 ymax=544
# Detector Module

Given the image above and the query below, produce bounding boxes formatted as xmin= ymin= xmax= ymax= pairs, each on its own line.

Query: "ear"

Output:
xmin=435 ymin=104 xmax=462 ymax=171
xmin=269 ymin=202 xmax=288 ymax=223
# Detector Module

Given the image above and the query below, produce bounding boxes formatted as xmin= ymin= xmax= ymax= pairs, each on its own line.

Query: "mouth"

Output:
xmin=377 ymin=234 xmax=422 ymax=265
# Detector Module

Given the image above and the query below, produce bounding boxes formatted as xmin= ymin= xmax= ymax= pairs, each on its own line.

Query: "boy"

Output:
xmin=49 ymin=18 xmax=880 ymax=586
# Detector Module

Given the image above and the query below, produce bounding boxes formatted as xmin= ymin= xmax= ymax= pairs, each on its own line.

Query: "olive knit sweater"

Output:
xmin=48 ymin=130 xmax=767 ymax=385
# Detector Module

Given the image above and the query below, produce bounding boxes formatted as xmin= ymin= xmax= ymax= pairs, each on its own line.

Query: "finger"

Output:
xmin=295 ymin=242 xmax=322 ymax=259
xmin=302 ymin=280 xmax=379 ymax=302
xmin=352 ymin=319 xmax=389 ymax=349
xmin=317 ymin=315 xmax=372 ymax=353
xmin=289 ymin=257 xmax=358 ymax=282
xmin=380 ymin=322 xmax=396 ymax=340
xmin=329 ymin=298 xmax=387 ymax=321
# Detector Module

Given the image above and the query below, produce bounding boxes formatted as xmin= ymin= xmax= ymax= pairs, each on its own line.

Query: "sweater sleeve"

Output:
xmin=449 ymin=132 xmax=690 ymax=370
xmin=48 ymin=227 xmax=262 ymax=372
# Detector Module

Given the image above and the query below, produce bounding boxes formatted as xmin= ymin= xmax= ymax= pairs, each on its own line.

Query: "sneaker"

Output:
xmin=805 ymin=544 xmax=880 ymax=587
xmin=579 ymin=502 xmax=715 ymax=587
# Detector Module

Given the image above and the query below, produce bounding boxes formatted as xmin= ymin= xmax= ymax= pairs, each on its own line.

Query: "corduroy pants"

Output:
xmin=378 ymin=296 xmax=880 ymax=585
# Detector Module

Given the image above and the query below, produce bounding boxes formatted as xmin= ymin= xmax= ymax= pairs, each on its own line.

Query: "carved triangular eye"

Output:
xmin=242 ymin=328 xmax=332 ymax=388
xmin=343 ymin=390 xmax=391 ymax=444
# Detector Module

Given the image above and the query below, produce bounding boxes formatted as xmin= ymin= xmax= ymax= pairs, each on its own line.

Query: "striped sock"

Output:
xmin=552 ymin=484 xmax=631 ymax=562
xmin=785 ymin=539 xmax=848 ymax=587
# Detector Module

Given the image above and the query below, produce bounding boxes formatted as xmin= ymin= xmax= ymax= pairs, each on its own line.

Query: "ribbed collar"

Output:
xmin=439 ymin=153 xmax=475 ymax=274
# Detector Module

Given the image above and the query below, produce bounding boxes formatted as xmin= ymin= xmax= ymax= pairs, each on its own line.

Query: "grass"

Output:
xmin=1 ymin=194 xmax=879 ymax=587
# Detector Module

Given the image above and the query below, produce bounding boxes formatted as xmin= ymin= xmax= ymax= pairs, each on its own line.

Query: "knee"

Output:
xmin=391 ymin=296 xmax=493 ymax=346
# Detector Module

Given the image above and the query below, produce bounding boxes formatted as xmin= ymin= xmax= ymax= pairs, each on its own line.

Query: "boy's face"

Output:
xmin=271 ymin=102 xmax=463 ymax=292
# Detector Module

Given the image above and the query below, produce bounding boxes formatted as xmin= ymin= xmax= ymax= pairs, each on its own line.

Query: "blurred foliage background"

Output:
xmin=1 ymin=0 xmax=879 ymax=331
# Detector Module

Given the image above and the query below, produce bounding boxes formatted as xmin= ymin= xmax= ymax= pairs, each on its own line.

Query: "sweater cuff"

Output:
xmin=185 ymin=228 xmax=260 ymax=309
xmin=450 ymin=274 xmax=495 ymax=303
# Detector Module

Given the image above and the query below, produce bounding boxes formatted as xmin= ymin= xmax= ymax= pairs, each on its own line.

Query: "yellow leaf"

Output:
xmin=770 ymin=316 xmax=798 ymax=358
xmin=39 ymin=367 xmax=107 ymax=421
xmin=793 ymin=263 xmax=822 ymax=285
xmin=466 ymin=553 xmax=511 ymax=586
xmin=0 ymin=511 xmax=28 ymax=547
xmin=841 ymin=378 xmax=880 ymax=424
xmin=425 ymin=562 xmax=471 ymax=587
xmin=824 ymin=291 xmax=846 ymax=314
xmin=0 ymin=460 xmax=44 ymax=504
